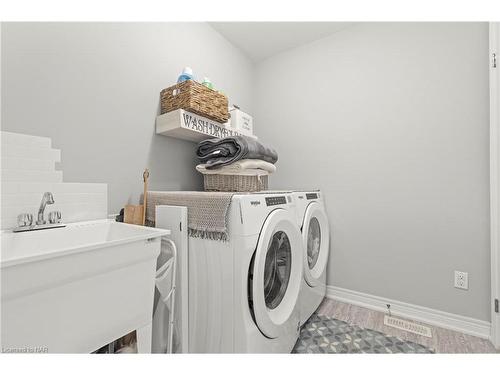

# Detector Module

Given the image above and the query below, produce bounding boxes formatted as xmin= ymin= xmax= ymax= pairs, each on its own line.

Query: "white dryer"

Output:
xmin=291 ymin=191 xmax=330 ymax=324
xmin=171 ymin=193 xmax=303 ymax=353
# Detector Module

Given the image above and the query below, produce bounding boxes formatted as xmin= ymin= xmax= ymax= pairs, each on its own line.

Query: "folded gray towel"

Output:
xmin=196 ymin=136 xmax=278 ymax=169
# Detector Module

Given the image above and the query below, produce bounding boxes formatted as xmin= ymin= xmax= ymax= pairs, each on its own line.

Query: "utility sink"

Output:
xmin=1 ymin=220 xmax=169 ymax=353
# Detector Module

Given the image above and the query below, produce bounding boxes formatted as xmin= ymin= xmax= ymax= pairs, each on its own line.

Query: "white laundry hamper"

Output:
xmin=152 ymin=238 xmax=177 ymax=354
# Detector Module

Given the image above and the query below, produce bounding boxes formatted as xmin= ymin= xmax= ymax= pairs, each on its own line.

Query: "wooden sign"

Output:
xmin=156 ymin=109 xmax=246 ymax=142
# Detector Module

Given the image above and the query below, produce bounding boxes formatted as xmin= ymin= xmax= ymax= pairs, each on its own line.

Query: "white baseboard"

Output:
xmin=326 ymin=285 xmax=491 ymax=340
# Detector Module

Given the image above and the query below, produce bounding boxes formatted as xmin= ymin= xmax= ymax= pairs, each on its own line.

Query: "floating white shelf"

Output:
xmin=156 ymin=109 xmax=247 ymax=143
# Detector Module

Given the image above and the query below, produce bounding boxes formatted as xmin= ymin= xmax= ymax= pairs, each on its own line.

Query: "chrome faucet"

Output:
xmin=36 ymin=192 xmax=55 ymax=225
xmin=14 ymin=192 xmax=65 ymax=233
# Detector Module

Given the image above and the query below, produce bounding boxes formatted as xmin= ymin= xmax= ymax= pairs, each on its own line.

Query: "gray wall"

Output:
xmin=254 ymin=23 xmax=491 ymax=321
xmin=1 ymin=22 xmax=254 ymax=214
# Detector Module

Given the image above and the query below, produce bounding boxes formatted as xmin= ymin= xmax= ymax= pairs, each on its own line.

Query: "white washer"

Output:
xmin=160 ymin=192 xmax=303 ymax=353
xmin=291 ymin=191 xmax=330 ymax=324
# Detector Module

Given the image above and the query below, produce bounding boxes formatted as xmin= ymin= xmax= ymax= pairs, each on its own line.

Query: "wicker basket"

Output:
xmin=160 ymin=80 xmax=229 ymax=123
xmin=203 ymin=174 xmax=268 ymax=192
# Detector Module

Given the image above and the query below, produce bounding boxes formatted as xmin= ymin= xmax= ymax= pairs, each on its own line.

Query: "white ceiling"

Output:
xmin=209 ymin=22 xmax=355 ymax=63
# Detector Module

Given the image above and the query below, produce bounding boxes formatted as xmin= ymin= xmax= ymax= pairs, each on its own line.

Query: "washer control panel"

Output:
xmin=265 ymin=196 xmax=287 ymax=206
xmin=306 ymin=193 xmax=319 ymax=200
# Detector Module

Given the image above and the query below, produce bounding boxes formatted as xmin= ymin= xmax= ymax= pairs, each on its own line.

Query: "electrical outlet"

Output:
xmin=454 ymin=271 xmax=469 ymax=290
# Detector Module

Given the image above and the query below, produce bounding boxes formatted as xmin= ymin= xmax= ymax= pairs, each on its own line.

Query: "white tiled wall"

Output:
xmin=1 ymin=131 xmax=108 ymax=229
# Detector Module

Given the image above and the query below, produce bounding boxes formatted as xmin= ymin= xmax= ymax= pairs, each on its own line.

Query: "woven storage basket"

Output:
xmin=203 ymin=174 xmax=268 ymax=192
xmin=160 ymin=80 xmax=229 ymax=123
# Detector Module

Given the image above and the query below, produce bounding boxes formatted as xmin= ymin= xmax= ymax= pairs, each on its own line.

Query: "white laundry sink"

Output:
xmin=1 ymin=220 xmax=169 ymax=353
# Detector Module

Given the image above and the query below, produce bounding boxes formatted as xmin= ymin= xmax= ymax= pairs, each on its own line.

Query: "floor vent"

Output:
xmin=384 ymin=315 xmax=432 ymax=338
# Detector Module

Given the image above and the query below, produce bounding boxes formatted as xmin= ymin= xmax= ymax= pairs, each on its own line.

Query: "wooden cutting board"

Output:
xmin=123 ymin=168 xmax=149 ymax=225
xmin=124 ymin=204 xmax=144 ymax=225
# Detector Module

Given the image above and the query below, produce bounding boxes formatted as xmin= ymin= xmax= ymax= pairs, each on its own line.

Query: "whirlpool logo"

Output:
xmin=250 ymin=200 xmax=261 ymax=206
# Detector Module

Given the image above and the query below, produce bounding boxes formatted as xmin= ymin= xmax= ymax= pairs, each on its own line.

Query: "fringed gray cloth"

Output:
xmin=146 ymin=191 xmax=235 ymax=241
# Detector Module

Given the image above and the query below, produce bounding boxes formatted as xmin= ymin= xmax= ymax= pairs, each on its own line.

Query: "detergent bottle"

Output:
xmin=201 ymin=77 xmax=214 ymax=90
xmin=177 ymin=67 xmax=194 ymax=83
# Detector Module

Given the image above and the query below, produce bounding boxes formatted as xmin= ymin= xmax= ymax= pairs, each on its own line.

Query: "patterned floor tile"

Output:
xmin=293 ymin=313 xmax=433 ymax=354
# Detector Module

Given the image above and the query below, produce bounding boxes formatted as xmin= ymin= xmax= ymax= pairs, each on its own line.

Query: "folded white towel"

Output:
xmin=196 ymin=159 xmax=276 ymax=175
xmin=196 ymin=166 xmax=269 ymax=176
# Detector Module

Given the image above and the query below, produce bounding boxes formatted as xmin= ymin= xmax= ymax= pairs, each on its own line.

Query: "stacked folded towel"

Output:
xmin=196 ymin=159 xmax=276 ymax=175
xmin=196 ymin=136 xmax=278 ymax=176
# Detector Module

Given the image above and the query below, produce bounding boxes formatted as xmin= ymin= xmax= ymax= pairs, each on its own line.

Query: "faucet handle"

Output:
xmin=17 ymin=213 xmax=33 ymax=227
xmin=48 ymin=211 xmax=62 ymax=224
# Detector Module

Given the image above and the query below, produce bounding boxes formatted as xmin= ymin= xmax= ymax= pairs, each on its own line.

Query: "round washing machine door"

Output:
xmin=251 ymin=208 xmax=303 ymax=339
xmin=302 ymin=202 xmax=330 ymax=287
